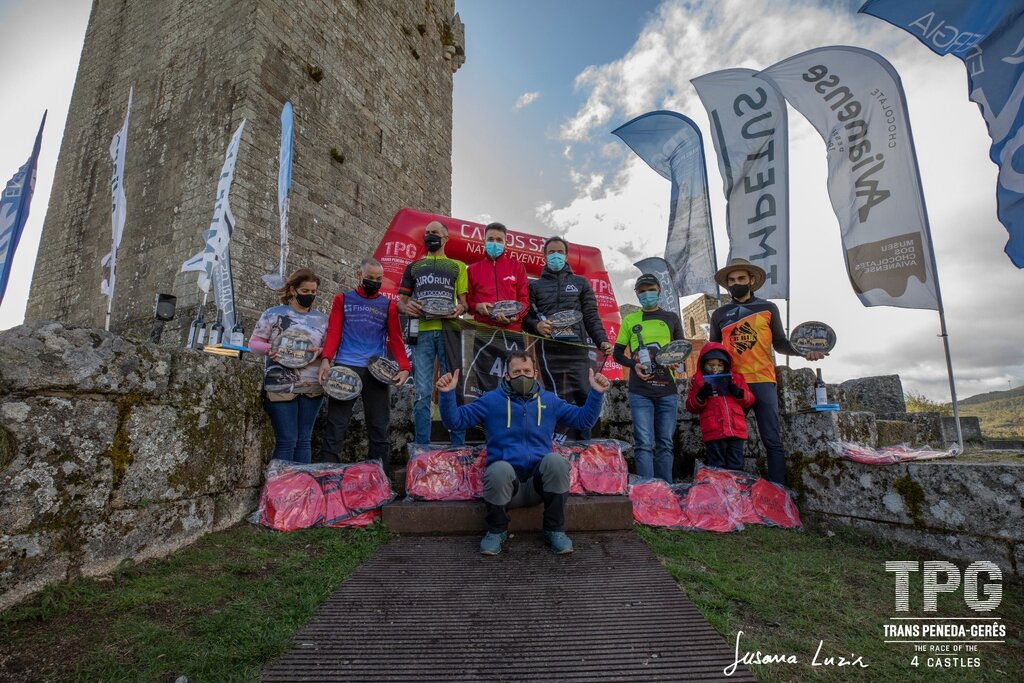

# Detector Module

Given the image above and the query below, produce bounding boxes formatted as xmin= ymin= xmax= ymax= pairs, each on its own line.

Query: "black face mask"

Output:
xmin=362 ymin=279 xmax=382 ymax=296
xmin=424 ymin=234 xmax=443 ymax=252
xmin=508 ymin=374 xmax=536 ymax=397
xmin=728 ymin=284 xmax=750 ymax=299
xmin=295 ymin=293 xmax=316 ymax=308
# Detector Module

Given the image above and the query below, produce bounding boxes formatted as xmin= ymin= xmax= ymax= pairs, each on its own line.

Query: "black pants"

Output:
xmin=537 ymin=340 xmax=594 ymax=440
xmin=704 ymin=438 xmax=745 ymax=471
xmin=748 ymin=382 xmax=785 ymax=484
xmin=320 ymin=365 xmax=392 ymax=473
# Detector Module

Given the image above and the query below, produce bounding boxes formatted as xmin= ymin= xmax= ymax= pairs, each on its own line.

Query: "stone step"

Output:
xmin=876 ymin=419 xmax=916 ymax=447
xmin=382 ymin=495 xmax=634 ymax=535
xmin=983 ymin=439 xmax=1024 ymax=450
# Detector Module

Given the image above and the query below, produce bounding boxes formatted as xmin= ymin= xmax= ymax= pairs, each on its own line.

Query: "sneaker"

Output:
xmin=479 ymin=530 xmax=508 ymax=555
xmin=544 ymin=531 xmax=573 ymax=555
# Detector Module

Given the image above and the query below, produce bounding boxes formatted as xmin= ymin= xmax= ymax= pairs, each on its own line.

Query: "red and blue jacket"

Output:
xmin=684 ymin=342 xmax=755 ymax=442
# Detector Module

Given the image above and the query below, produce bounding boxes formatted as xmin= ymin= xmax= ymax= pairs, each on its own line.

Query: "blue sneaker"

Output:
xmin=479 ymin=531 xmax=508 ymax=555
xmin=544 ymin=531 xmax=573 ymax=555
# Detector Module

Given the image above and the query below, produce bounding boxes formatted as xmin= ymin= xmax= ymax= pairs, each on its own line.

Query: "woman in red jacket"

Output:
xmin=684 ymin=342 xmax=755 ymax=471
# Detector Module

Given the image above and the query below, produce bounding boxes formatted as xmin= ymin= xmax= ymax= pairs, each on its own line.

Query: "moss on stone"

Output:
xmin=105 ymin=394 xmax=143 ymax=488
xmin=0 ymin=425 xmax=17 ymax=472
xmin=893 ymin=474 xmax=926 ymax=529
xmin=785 ymin=450 xmax=840 ymax=500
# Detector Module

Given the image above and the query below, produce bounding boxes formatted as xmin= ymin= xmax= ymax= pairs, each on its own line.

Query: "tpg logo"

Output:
xmin=885 ymin=561 xmax=1002 ymax=612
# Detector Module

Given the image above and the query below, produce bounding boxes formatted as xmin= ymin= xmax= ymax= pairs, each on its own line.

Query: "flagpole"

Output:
xmin=104 ymin=295 xmax=113 ymax=331
xmin=785 ymin=297 xmax=791 ymax=368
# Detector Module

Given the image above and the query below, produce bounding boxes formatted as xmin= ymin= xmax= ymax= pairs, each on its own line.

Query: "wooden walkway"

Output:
xmin=263 ymin=532 xmax=754 ymax=681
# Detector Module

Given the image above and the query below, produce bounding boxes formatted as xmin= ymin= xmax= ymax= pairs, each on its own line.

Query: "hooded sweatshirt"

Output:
xmin=685 ymin=342 xmax=755 ymax=442
xmin=439 ymin=379 xmax=604 ymax=478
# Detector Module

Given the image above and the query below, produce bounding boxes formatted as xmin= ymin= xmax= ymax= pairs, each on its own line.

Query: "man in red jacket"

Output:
xmin=684 ymin=342 xmax=755 ymax=471
xmin=465 ymin=222 xmax=530 ymax=397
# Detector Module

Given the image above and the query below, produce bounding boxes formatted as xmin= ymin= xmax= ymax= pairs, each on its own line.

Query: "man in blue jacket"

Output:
xmin=437 ymin=350 xmax=610 ymax=555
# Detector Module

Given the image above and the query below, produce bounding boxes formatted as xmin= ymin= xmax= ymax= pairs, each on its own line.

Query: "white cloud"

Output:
xmin=542 ymin=0 xmax=1024 ymax=401
xmin=514 ymin=91 xmax=541 ymax=109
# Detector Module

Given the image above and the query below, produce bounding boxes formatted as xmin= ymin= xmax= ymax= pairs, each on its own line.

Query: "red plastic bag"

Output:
xmin=406 ymin=447 xmax=476 ymax=501
xmin=751 ymin=479 xmax=802 ymax=529
xmin=629 ymin=479 xmax=685 ymax=528
xmin=259 ymin=470 xmax=326 ymax=531
xmin=315 ymin=470 xmax=351 ymax=526
xmin=464 ymin=448 xmax=486 ymax=498
xmin=328 ymin=509 xmax=381 ymax=528
xmin=577 ymin=441 xmax=628 ymax=495
xmin=554 ymin=444 xmax=585 ymax=495
xmin=341 ymin=461 xmax=394 ymax=511
xmin=679 ymin=482 xmax=742 ymax=532
xmin=694 ymin=466 xmax=760 ymax=525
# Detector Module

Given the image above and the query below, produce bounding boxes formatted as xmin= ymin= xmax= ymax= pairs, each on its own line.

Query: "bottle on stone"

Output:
xmin=633 ymin=325 xmax=652 ymax=374
xmin=209 ymin=311 xmax=224 ymax=347
xmin=229 ymin=319 xmax=245 ymax=348
xmin=815 ymin=367 xmax=827 ymax=406
xmin=187 ymin=308 xmax=206 ymax=349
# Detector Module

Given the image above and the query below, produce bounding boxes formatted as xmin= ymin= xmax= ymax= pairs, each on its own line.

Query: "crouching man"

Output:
xmin=436 ymin=350 xmax=610 ymax=555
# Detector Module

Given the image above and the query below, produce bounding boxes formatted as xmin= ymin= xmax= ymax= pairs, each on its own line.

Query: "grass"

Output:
xmin=639 ymin=524 xmax=1023 ymax=682
xmin=0 ymin=522 xmax=390 ymax=682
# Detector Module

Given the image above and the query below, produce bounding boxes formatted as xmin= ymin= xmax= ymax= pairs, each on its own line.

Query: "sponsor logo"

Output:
xmin=565 ymin=284 xmax=579 ymax=293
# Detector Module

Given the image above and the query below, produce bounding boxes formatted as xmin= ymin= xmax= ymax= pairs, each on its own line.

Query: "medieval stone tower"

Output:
xmin=25 ymin=0 xmax=464 ymax=337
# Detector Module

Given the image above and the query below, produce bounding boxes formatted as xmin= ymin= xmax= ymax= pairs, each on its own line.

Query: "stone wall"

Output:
xmin=26 ymin=0 xmax=464 ymax=340
xmin=0 ymin=322 xmax=270 ymax=610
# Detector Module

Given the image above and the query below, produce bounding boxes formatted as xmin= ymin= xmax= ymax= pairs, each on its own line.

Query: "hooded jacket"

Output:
xmin=439 ymin=379 xmax=604 ymax=478
xmin=522 ymin=263 xmax=608 ymax=345
xmin=685 ymin=342 xmax=755 ymax=441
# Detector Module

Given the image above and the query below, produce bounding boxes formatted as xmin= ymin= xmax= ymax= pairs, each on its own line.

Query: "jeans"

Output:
xmin=320 ymin=366 xmax=393 ymax=473
xmin=748 ymin=382 xmax=785 ymax=484
xmin=262 ymin=394 xmax=325 ymax=464
xmin=412 ymin=329 xmax=465 ymax=445
xmin=482 ymin=454 xmax=570 ymax=532
xmin=628 ymin=392 xmax=678 ymax=482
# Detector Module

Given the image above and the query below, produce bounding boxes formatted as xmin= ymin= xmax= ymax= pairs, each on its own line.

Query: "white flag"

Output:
xmin=693 ymin=69 xmax=790 ymax=299
xmin=102 ymin=87 xmax=132 ymax=300
xmin=760 ymin=47 xmax=939 ymax=310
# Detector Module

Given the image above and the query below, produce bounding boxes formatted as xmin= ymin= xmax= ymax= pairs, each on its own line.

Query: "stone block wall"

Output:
xmin=0 ymin=322 xmax=270 ymax=610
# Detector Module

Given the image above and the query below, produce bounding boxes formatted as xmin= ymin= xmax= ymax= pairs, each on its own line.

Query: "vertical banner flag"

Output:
xmin=0 ymin=112 xmax=45 ymax=305
xmin=613 ymin=111 xmax=719 ymax=297
xmin=102 ymin=88 xmax=132 ymax=300
xmin=181 ymin=119 xmax=246 ymax=328
xmin=860 ymin=0 xmax=1024 ymax=268
xmin=760 ymin=47 xmax=940 ymax=309
xmin=263 ymin=101 xmax=293 ymax=289
xmin=633 ymin=256 xmax=682 ymax=319
xmin=693 ymin=69 xmax=791 ymax=299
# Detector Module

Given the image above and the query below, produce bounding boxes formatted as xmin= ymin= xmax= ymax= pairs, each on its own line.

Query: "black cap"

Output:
xmin=634 ymin=274 xmax=661 ymax=290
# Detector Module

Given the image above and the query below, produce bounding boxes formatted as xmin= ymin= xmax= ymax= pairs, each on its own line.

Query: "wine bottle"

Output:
xmin=633 ymin=324 xmax=651 ymax=374
xmin=187 ymin=308 xmax=206 ymax=349
xmin=815 ymin=367 xmax=827 ymax=406
xmin=209 ymin=310 xmax=224 ymax=347
xmin=407 ymin=300 xmax=420 ymax=345
xmin=229 ymin=319 xmax=245 ymax=347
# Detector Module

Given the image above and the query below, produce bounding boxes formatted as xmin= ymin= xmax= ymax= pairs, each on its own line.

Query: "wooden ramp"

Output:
xmin=262 ymin=532 xmax=755 ymax=682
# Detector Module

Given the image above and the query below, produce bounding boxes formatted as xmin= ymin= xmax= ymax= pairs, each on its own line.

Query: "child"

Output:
xmin=684 ymin=342 xmax=755 ymax=471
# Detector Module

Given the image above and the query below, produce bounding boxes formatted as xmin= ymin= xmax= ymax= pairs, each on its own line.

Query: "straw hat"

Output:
xmin=714 ymin=258 xmax=766 ymax=291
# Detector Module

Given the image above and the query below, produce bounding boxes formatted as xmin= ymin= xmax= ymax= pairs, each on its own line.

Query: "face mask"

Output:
xmin=638 ymin=291 xmax=660 ymax=308
xmin=361 ymin=279 xmax=382 ymax=296
xmin=546 ymin=253 xmax=566 ymax=271
xmin=295 ymin=293 xmax=316 ymax=309
xmin=485 ymin=242 xmax=505 ymax=259
xmin=728 ymin=283 xmax=750 ymax=299
xmin=424 ymin=234 xmax=443 ymax=252
xmin=508 ymin=374 xmax=536 ymax=397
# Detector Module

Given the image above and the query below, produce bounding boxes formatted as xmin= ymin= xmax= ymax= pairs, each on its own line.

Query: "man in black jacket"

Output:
xmin=523 ymin=237 xmax=613 ymax=439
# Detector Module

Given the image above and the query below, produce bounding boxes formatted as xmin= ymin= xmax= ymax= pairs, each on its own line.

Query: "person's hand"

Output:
xmin=318 ymin=359 xmax=331 ymax=383
xmin=307 ymin=346 xmax=321 ymax=360
xmin=446 ymin=303 xmax=465 ymax=319
xmin=588 ymin=368 xmax=611 ymax=393
xmin=394 ymin=369 xmax=410 ymax=387
xmin=537 ymin=320 xmax=553 ymax=337
xmin=436 ymin=368 xmax=460 ymax=392
xmin=599 ymin=341 xmax=613 ymax=356
xmin=634 ymin=365 xmax=653 ymax=381
xmin=494 ymin=313 xmax=512 ymax=325
xmin=269 ymin=348 xmax=280 ymax=362
xmin=726 ymin=379 xmax=745 ymax=399
xmin=475 ymin=302 xmax=493 ymax=316
xmin=804 ymin=351 xmax=827 ymax=361
xmin=405 ymin=299 xmax=423 ymax=316
xmin=696 ymin=383 xmax=714 ymax=401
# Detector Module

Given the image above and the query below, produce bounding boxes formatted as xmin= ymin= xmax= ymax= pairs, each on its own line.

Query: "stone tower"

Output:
xmin=26 ymin=0 xmax=464 ymax=338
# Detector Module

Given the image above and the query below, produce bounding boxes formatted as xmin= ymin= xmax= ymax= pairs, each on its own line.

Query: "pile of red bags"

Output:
xmin=555 ymin=440 xmax=629 ymax=496
xmin=405 ymin=446 xmax=486 ymax=501
xmin=255 ymin=459 xmax=394 ymax=531
xmin=628 ymin=465 xmax=802 ymax=532
xmin=830 ymin=440 xmax=957 ymax=465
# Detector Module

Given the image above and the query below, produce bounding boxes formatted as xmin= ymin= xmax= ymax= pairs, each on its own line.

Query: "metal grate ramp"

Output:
xmin=262 ymin=532 xmax=755 ymax=682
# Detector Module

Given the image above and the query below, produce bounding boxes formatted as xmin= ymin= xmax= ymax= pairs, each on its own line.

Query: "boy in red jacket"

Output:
xmin=685 ymin=342 xmax=755 ymax=471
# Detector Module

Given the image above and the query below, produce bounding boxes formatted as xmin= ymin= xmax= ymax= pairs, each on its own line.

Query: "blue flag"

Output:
xmin=613 ymin=111 xmax=719 ymax=297
xmin=0 ymin=112 xmax=46 ymax=305
xmin=860 ymin=0 xmax=1024 ymax=267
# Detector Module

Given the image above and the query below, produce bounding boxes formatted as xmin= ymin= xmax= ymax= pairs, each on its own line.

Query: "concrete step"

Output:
xmin=382 ymin=495 xmax=634 ymax=535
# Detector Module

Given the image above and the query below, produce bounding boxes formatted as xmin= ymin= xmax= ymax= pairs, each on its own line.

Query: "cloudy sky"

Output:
xmin=1 ymin=0 xmax=1021 ymax=401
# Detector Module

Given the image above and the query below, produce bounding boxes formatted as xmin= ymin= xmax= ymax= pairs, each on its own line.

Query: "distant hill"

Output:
xmin=956 ymin=385 xmax=1024 ymax=439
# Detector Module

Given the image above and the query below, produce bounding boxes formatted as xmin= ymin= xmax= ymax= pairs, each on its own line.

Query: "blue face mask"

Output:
xmin=546 ymin=253 xmax=566 ymax=271
xmin=638 ymin=291 xmax=660 ymax=308
xmin=485 ymin=242 xmax=505 ymax=259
